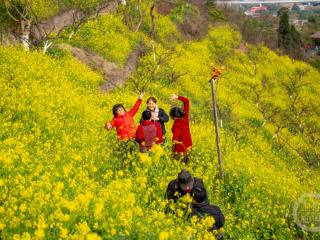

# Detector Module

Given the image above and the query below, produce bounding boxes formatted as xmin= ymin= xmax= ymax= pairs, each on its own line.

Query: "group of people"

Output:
xmin=105 ymin=92 xmax=192 ymax=163
xmin=105 ymin=93 xmax=225 ymax=236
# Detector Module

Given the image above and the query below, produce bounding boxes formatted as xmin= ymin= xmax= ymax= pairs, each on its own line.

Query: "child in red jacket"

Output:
xmin=105 ymin=93 xmax=144 ymax=140
xmin=136 ymin=110 xmax=163 ymax=152
xmin=170 ymin=94 xmax=192 ymax=164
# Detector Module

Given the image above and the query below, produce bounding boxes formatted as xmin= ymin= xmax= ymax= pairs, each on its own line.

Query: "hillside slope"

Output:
xmin=1 ymin=6 xmax=320 ymax=240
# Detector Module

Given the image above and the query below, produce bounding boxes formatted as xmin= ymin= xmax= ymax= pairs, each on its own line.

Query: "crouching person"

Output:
xmin=136 ymin=110 xmax=163 ymax=152
xmin=190 ymin=186 xmax=225 ymax=239
xmin=166 ymin=169 xmax=206 ymax=202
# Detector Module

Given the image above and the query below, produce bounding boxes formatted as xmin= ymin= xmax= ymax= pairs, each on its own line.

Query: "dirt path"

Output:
xmin=31 ymin=0 xmax=119 ymax=45
xmin=60 ymin=43 xmax=145 ymax=91
xmin=237 ymin=41 xmax=248 ymax=53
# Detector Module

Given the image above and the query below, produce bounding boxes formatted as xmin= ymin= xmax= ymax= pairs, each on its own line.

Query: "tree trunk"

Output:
xmin=21 ymin=19 xmax=32 ymax=51
xmin=134 ymin=0 xmax=143 ymax=32
xmin=262 ymin=118 xmax=267 ymax=127
xmin=150 ymin=4 xmax=156 ymax=64
xmin=150 ymin=4 xmax=156 ymax=39
xmin=43 ymin=40 xmax=53 ymax=54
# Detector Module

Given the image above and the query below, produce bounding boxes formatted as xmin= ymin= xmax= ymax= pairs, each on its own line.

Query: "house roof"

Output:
xmin=250 ymin=6 xmax=267 ymax=13
xmin=310 ymin=32 xmax=320 ymax=39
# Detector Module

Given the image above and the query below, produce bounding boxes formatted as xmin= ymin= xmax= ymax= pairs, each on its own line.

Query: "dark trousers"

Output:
xmin=173 ymin=151 xmax=190 ymax=165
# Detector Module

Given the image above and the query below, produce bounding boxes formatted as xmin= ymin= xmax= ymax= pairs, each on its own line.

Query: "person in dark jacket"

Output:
xmin=189 ymin=186 xmax=225 ymax=232
xmin=170 ymin=94 xmax=192 ymax=164
xmin=165 ymin=169 xmax=206 ymax=202
xmin=136 ymin=110 xmax=163 ymax=152
xmin=142 ymin=96 xmax=169 ymax=138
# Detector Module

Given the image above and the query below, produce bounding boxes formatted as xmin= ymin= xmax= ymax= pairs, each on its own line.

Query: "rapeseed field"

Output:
xmin=1 ymin=12 xmax=320 ymax=240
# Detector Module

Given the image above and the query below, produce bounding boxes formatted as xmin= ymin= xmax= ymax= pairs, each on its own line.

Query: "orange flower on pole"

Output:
xmin=210 ymin=64 xmax=226 ymax=80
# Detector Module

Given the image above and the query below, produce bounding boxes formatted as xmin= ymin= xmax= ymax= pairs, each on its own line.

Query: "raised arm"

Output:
xmin=129 ymin=92 xmax=144 ymax=116
xmin=178 ymin=96 xmax=190 ymax=116
xmin=128 ymin=99 xmax=142 ymax=116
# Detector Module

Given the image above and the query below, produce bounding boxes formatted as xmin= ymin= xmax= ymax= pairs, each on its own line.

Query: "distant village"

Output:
xmin=243 ymin=2 xmax=320 ymax=19
xmin=239 ymin=1 xmax=320 ymax=56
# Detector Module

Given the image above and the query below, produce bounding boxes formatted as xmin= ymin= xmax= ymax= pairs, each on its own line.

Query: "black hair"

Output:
xmin=170 ymin=107 xmax=185 ymax=119
xmin=178 ymin=169 xmax=192 ymax=185
xmin=191 ymin=186 xmax=207 ymax=203
xmin=112 ymin=104 xmax=125 ymax=116
xmin=142 ymin=110 xmax=152 ymax=121
xmin=147 ymin=96 xmax=157 ymax=104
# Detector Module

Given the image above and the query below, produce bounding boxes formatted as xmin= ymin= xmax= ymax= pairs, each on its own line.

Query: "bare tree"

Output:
xmin=3 ymin=0 xmax=120 ymax=53
xmin=129 ymin=48 xmax=187 ymax=91
xmin=4 ymin=0 xmax=33 ymax=50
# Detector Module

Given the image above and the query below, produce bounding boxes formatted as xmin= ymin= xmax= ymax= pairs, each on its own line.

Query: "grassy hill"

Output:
xmin=1 ymin=3 xmax=320 ymax=240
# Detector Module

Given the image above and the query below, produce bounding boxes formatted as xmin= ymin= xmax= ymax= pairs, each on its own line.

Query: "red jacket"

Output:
xmin=108 ymin=99 xmax=142 ymax=140
xmin=136 ymin=120 xmax=163 ymax=152
xmin=172 ymin=96 xmax=192 ymax=153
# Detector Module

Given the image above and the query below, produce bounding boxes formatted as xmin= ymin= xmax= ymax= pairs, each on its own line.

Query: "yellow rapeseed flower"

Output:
xmin=159 ymin=231 xmax=170 ymax=240
xmin=86 ymin=232 xmax=102 ymax=240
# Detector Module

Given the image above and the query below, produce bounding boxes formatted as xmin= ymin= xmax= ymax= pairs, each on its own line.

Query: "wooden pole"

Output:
xmin=210 ymin=77 xmax=224 ymax=179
